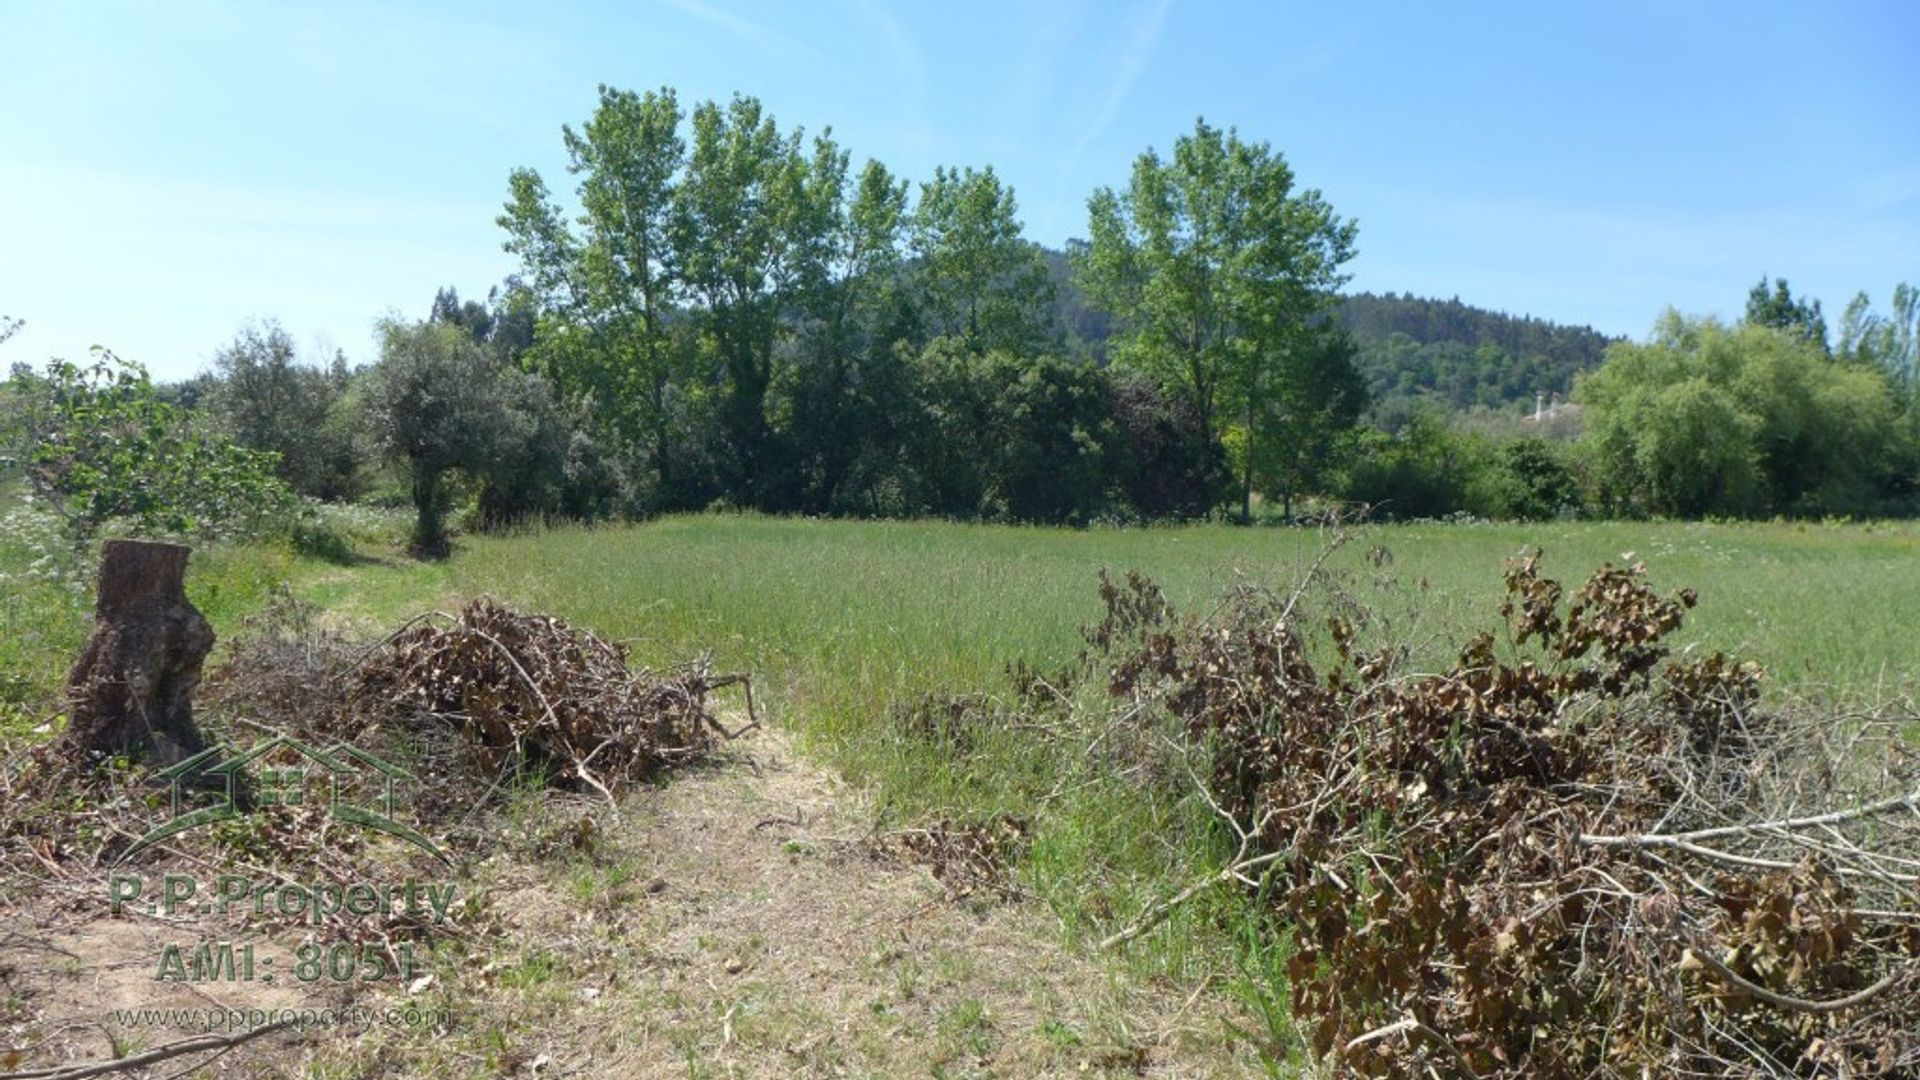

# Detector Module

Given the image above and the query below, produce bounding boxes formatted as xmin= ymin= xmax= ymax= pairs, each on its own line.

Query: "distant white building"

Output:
xmin=1522 ymin=391 xmax=1582 ymax=437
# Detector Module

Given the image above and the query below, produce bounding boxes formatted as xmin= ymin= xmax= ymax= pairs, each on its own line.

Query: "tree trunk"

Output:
xmin=411 ymin=460 xmax=447 ymax=558
xmin=60 ymin=540 xmax=214 ymax=765
xmin=1241 ymin=400 xmax=1256 ymax=524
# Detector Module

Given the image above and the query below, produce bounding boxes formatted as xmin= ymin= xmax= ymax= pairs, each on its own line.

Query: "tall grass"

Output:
xmin=10 ymin=509 xmax=1915 ymax=830
xmin=345 ymin=515 xmax=1920 ymax=708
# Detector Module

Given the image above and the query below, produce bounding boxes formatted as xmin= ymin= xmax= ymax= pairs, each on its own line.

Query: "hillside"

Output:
xmin=1337 ymin=292 xmax=1621 ymax=417
xmin=1042 ymin=252 xmax=1622 ymax=416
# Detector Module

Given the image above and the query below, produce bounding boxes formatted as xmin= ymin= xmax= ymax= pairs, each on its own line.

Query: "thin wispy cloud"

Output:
xmin=4 ymin=4 xmax=1906 ymax=376
xmin=661 ymin=0 xmax=834 ymax=70
xmin=847 ymin=0 xmax=934 ymax=163
xmin=848 ymin=0 xmax=927 ymax=99
xmin=1851 ymin=164 xmax=1920 ymax=212
xmin=1012 ymin=2 xmax=1086 ymax=129
xmin=1073 ymin=0 xmax=1173 ymax=154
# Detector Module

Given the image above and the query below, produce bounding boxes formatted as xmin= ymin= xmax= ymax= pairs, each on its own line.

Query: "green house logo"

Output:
xmin=119 ymin=734 xmax=449 ymax=865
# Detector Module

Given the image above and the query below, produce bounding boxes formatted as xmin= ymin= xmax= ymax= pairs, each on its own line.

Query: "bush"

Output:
xmin=289 ymin=515 xmax=356 ymax=564
xmin=2 ymin=351 xmax=294 ymax=544
xmin=905 ymin=340 xmax=1127 ymax=523
xmin=1108 ymin=372 xmax=1226 ymax=519
xmin=1578 ymin=315 xmax=1911 ymax=517
xmin=1341 ymin=411 xmax=1489 ymax=519
xmin=1473 ymin=437 xmax=1580 ymax=521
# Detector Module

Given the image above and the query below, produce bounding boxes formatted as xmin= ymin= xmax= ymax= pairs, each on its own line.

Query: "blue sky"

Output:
xmin=2 ymin=0 xmax=1915 ymax=380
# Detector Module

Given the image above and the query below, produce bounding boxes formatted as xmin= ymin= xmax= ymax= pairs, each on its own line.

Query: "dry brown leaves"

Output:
xmin=1089 ymin=549 xmax=1920 ymax=1079
xmin=877 ymin=814 xmax=1034 ymax=902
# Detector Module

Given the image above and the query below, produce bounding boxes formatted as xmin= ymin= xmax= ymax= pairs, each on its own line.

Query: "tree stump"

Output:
xmin=60 ymin=539 xmax=215 ymax=764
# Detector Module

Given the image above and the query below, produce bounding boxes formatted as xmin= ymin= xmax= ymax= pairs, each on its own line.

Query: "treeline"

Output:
xmin=364 ymin=90 xmax=1357 ymax=547
xmin=1343 ymin=280 xmax=1920 ymax=521
xmin=6 ymin=86 xmax=1918 ymax=551
xmin=1339 ymin=292 xmax=1618 ymax=367
xmin=1581 ymin=283 xmax=1920 ymax=518
xmin=11 ymin=92 xmax=1332 ymax=554
xmin=1042 ymin=272 xmax=1624 ymax=418
xmin=468 ymin=88 xmax=1239 ymax=541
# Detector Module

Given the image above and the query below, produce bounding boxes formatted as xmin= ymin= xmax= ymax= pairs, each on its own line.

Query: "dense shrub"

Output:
xmin=2 ymin=352 xmax=293 ymax=543
xmin=1478 ymin=436 xmax=1580 ymax=521
xmin=901 ymin=340 xmax=1128 ymax=523
xmin=1107 ymin=372 xmax=1226 ymax=519
xmin=1341 ymin=411 xmax=1485 ymax=519
xmin=1578 ymin=314 xmax=1909 ymax=517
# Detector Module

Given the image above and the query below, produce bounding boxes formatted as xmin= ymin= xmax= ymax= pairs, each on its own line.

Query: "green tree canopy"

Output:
xmin=4 ymin=351 xmax=292 ymax=542
xmin=206 ymin=320 xmax=360 ymax=500
xmin=672 ymin=94 xmax=841 ymax=505
xmin=363 ymin=319 xmax=520 ymax=556
xmin=910 ymin=166 xmax=1053 ymax=355
xmin=1577 ymin=313 xmax=1904 ymax=517
xmin=1839 ymin=282 xmax=1918 ymax=393
xmin=1744 ymin=276 xmax=1828 ymax=354
xmin=499 ymin=85 xmax=690 ymax=493
xmin=1076 ymin=117 xmax=1358 ymax=518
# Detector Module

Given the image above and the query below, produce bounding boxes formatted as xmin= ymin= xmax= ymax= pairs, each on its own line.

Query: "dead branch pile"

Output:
xmin=351 ymin=599 xmax=752 ymax=803
xmin=205 ymin=592 xmax=754 ymax=819
xmin=1094 ymin=552 xmax=1920 ymax=1078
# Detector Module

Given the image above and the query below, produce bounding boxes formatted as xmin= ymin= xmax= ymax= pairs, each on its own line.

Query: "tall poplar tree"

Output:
xmin=672 ymin=95 xmax=839 ymax=505
xmin=1077 ymin=118 xmax=1358 ymax=519
xmin=910 ymin=165 xmax=1053 ymax=354
xmin=499 ymin=85 xmax=688 ymax=492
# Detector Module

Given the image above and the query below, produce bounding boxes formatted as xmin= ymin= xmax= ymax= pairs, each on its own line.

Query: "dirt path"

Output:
xmin=6 ymin=730 xmax=1256 ymax=1079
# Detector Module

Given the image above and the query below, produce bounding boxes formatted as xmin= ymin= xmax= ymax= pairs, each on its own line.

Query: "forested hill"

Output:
xmin=1336 ymin=292 xmax=1621 ymax=415
xmin=1043 ymin=252 xmax=1621 ymax=415
xmin=1336 ymin=292 xmax=1617 ymax=362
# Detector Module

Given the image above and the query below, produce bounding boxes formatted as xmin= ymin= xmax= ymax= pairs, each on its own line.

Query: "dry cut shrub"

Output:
xmin=1094 ymin=550 xmax=1920 ymax=1078
xmin=208 ymin=594 xmax=751 ymax=815
xmin=350 ymin=598 xmax=750 ymax=800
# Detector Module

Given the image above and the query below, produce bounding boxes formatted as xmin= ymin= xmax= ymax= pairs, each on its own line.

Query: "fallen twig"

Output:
xmin=1098 ymin=847 xmax=1288 ymax=952
xmin=0 ymin=1018 xmax=296 ymax=1080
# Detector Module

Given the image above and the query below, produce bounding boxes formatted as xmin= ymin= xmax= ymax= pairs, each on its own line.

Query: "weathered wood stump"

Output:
xmin=60 ymin=539 xmax=214 ymax=764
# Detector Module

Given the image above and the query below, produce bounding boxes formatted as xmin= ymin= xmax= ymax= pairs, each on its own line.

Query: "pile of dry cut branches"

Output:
xmin=352 ymin=599 xmax=754 ymax=803
xmin=1096 ymin=550 xmax=1920 ymax=1078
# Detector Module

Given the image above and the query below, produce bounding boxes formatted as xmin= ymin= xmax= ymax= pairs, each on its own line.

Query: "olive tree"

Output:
xmin=362 ymin=319 xmax=514 ymax=557
xmin=205 ymin=320 xmax=360 ymax=500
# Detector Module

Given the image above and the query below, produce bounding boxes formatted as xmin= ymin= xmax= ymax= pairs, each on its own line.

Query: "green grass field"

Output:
xmin=269 ymin=516 xmax=1920 ymax=980
xmin=287 ymin=513 xmax=1920 ymax=701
